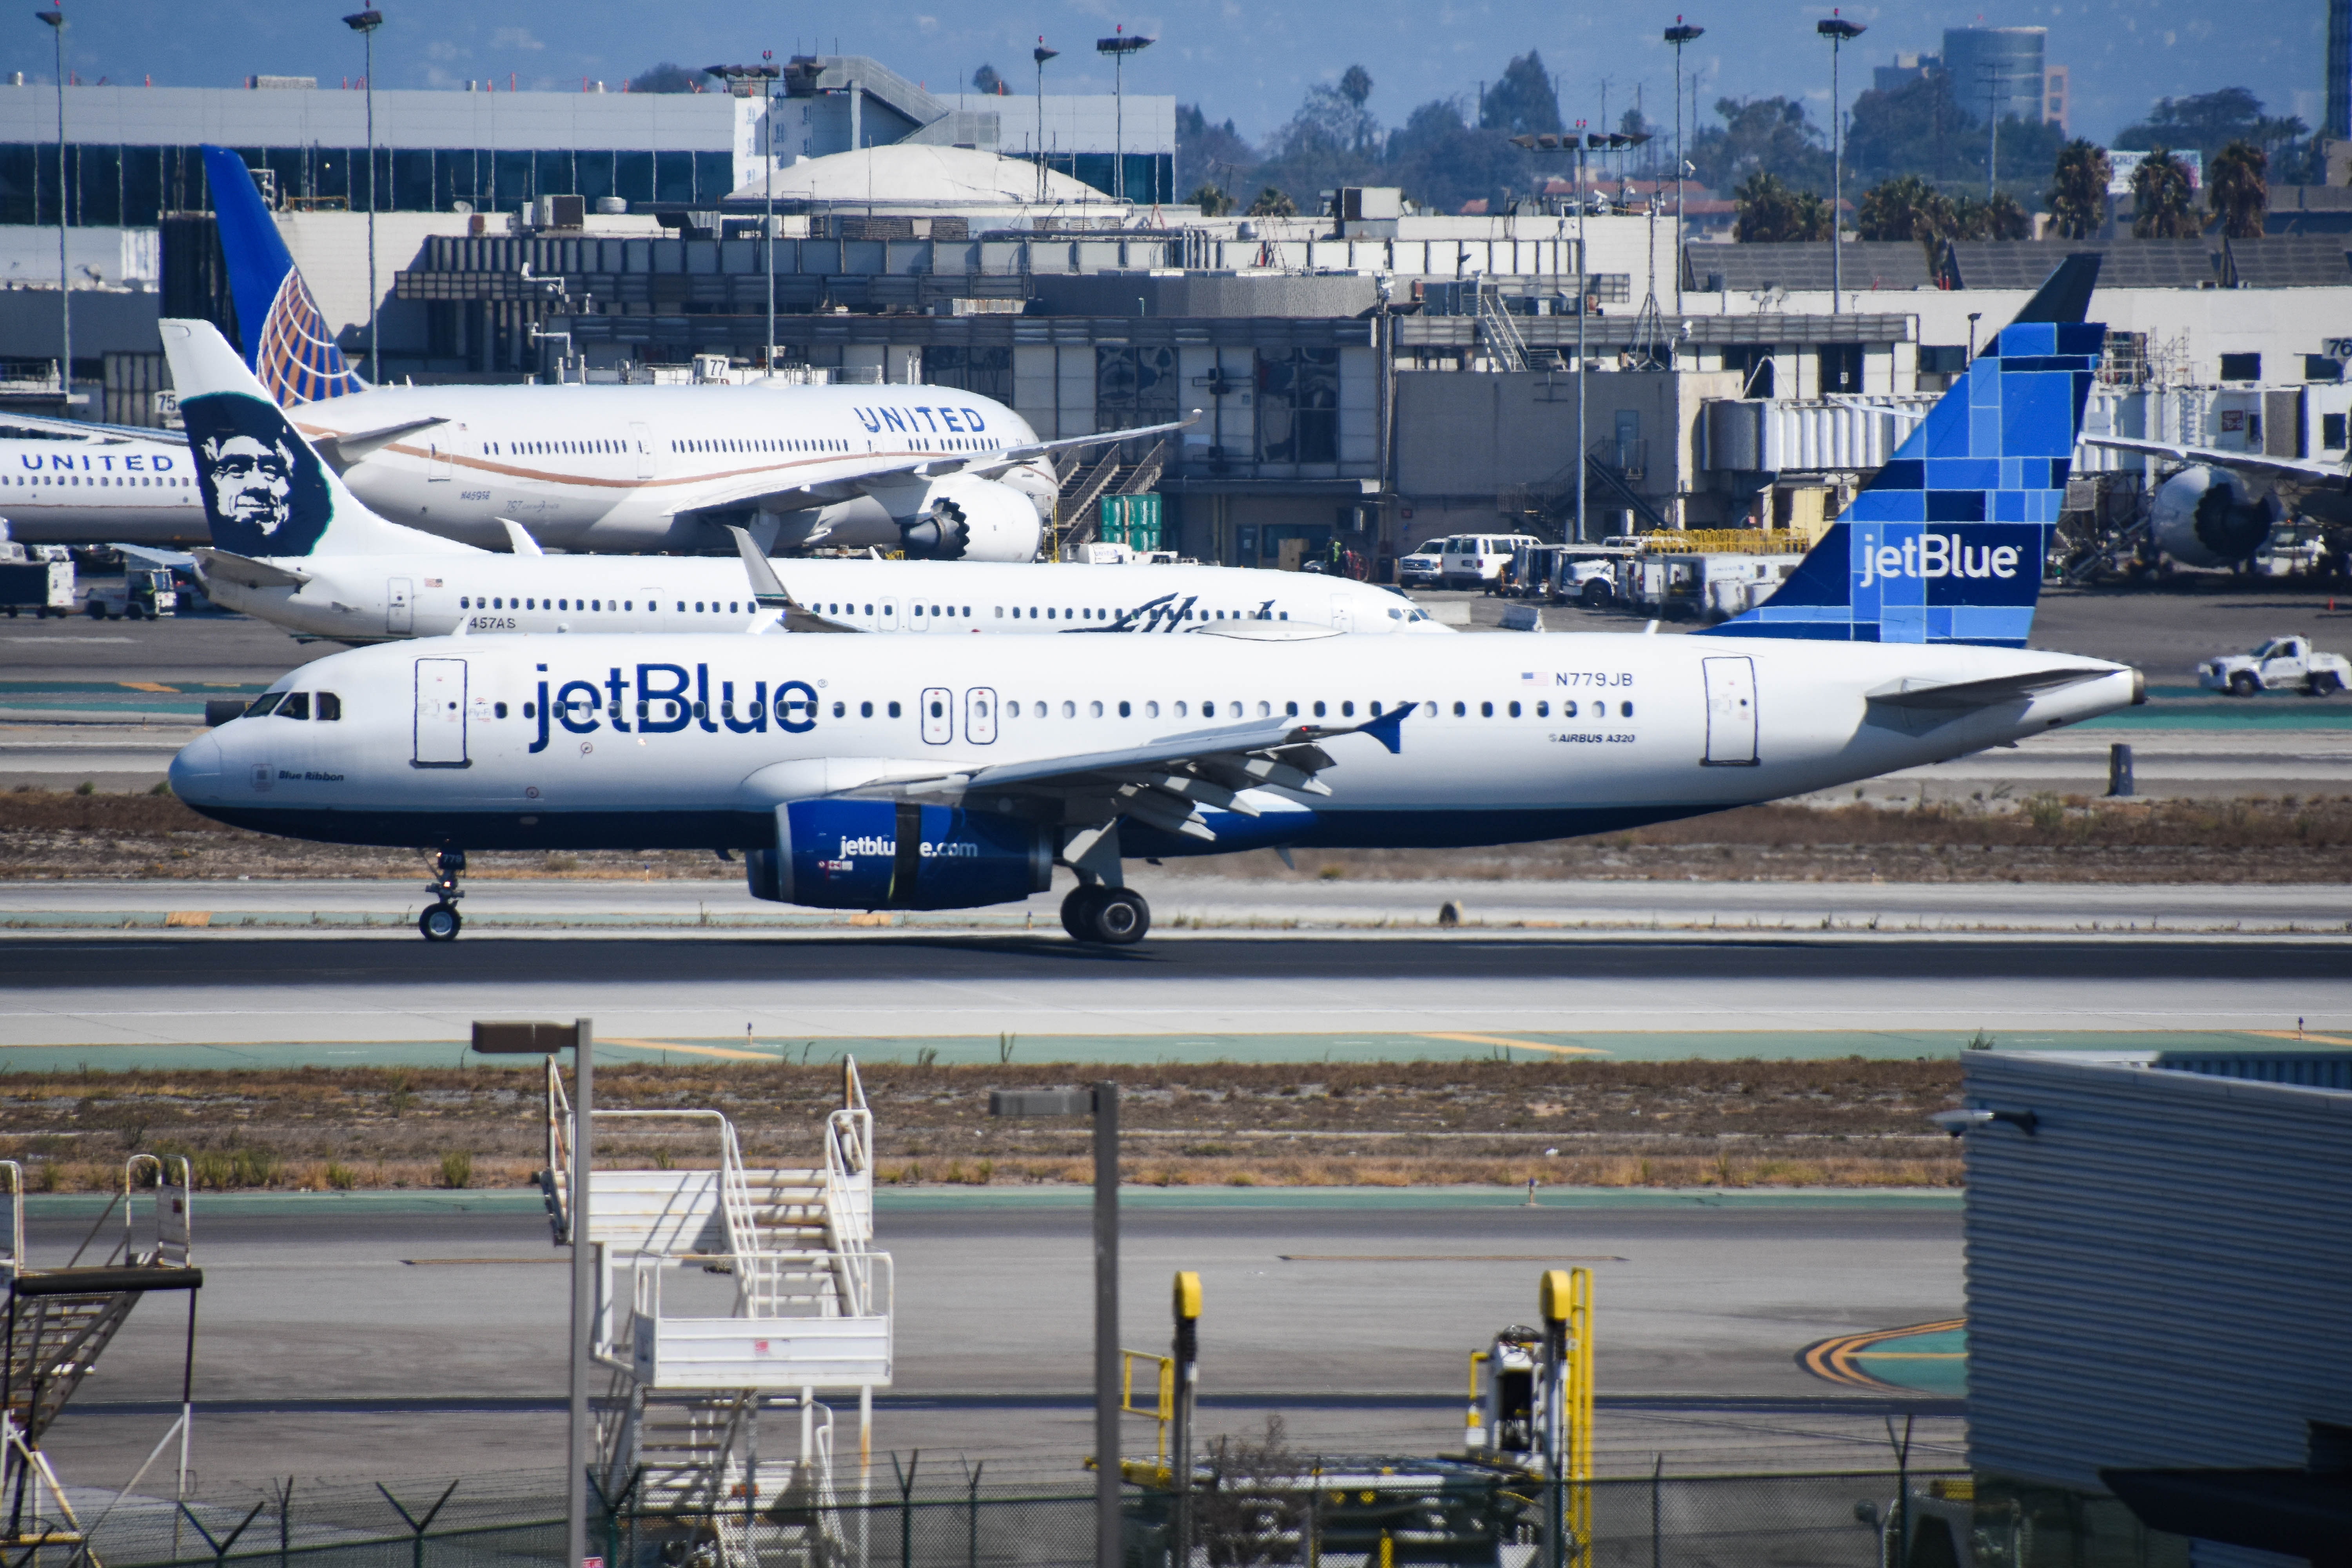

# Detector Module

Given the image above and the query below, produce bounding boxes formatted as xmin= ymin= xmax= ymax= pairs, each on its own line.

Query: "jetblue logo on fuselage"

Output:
xmin=1857 ymin=531 xmax=2022 ymax=588
xmin=838 ymin=835 xmax=976 ymax=858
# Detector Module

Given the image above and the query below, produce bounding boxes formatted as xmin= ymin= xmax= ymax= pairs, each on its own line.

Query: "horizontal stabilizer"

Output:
xmin=191 ymin=548 xmax=311 ymax=589
xmin=312 ymin=416 xmax=447 ymax=472
xmin=1866 ymin=667 xmax=2110 ymax=710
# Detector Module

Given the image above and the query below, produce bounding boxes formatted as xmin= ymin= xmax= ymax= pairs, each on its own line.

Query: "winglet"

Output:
xmin=498 ymin=519 xmax=544 ymax=557
xmin=725 ymin=524 xmax=793 ymax=610
xmin=1356 ymin=700 xmax=1411 ymax=755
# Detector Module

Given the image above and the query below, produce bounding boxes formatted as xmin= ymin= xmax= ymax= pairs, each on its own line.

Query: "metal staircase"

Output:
xmin=2 ymin=1157 xmax=203 ymax=1560
xmin=1057 ymin=441 xmax=1168 ymax=552
xmin=543 ymin=1060 xmax=888 ymax=1568
xmin=1475 ymin=282 xmax=1532 ymax=373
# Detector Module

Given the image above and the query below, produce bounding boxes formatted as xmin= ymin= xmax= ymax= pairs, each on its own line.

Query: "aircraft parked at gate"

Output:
xmin=0 ymin=431 xmax=203 ymax=545
xmin=22 ymin=145 xmax=1182 ymax=563
xmin=162 ymin=319 xmax=1441 ymax=643
xmin=168 ymin=261 xmax=2145 ymax=944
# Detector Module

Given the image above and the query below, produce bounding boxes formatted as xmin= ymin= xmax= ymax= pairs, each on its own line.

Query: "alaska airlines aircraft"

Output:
xmin=167 ymin=260 xmax=2144 ymax=944
xmin=0 ymin=430 xmax=203 ymax=545
xmin=163 ymin=318 xmax=1439 ymax=642
xmin=24 ymin=145 xmax=1181 ymax=563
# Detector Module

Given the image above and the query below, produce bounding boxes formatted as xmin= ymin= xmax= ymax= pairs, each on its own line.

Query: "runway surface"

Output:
xmin=2 ymin=927 xmax=2344 ymax=1052
xmin=36 ymin=1194 xmax=1963 ymax=1485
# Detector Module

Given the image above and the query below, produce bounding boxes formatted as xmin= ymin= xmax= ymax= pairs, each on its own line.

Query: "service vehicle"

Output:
xmin=2197 ymin=636 xmax=2351 ymax=696
xmin=83 ymin=563 xmax=178 ymax=620
xmin=1397 ymin=539 xmax=1448 ymax=588
xmin=1441 ymin=533 xmax=1543 ymax=591
xmin=0 ymin=539 xmax=73 ymax=617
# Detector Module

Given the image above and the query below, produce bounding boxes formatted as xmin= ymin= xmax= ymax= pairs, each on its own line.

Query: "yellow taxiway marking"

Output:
xmin=2247 ymin=1030 xmax=2352 ymax=1049
xmin=1420 ymin=1031 xmax=1610 ymax=1057
xmin=118 ymin=681 xmax=178 ymax=693
xmin=599 ymin=1037 xmax=776 ymax=1062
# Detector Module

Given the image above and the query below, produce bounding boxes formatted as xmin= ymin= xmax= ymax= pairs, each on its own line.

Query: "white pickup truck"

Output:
xmin=2198 ymin=636 xmax=2352 ymax=697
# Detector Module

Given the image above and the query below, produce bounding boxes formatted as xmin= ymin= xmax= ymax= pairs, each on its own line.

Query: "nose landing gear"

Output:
xmin=1060 ymin=883 xmax=1151 ymax=946
xmin=419 ymin=848 xmax=466 ymax=942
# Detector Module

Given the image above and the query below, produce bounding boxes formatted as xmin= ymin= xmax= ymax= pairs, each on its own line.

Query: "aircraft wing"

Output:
xmin=660 ymin=412 xmax=1198 ymax=517
xmin=839 ymin=703 xmax=1412 ymax=843
xmin=0 ymin=410 xmax=186 ymax=443
xmin=301 ymin=415 xmax=450 ymax=472
xmin=2079 ymin=433 xmax=2350 ymax=483
xmin=190 ymin=548 xmax=312 ymax=589
xmin=722 ymin=525 xmax=861 ymax=633
xmin=1866 ymin=667 xmax=2117 ymax=710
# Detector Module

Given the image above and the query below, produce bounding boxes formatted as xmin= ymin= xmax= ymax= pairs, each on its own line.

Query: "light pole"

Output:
xmin=989 ymin=1084 xmax=1122 ymax=1568
xmin=1816 ymin=12 xmax=1863 ymax=316
xmin=1663 ymin=21 xmax=1702 ymax=318
xmin=706 ymin=61 xmax=783 ymax=374
xmin=1095 ymin=27 xmax=1152 ymax=204
xmin=342 ymin=9 xmax=383 ymax=379
xmin=471 ymin=1020 xmax=596 ymax=1568
xmin=1033 ymin=41 xmax=1058 ymax=205
xmin=1576 ymin=125 xmax=1588 ymax=544
xmin=36 ymin=4 xmax=69 ymax=410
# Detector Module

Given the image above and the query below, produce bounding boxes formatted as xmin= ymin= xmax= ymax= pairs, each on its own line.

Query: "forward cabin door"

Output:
xmin=412 ymin=657 xmax=469 ymax=767
xmin=1701 ymin=655 xmax=1758 ymax=766
xmin=387 ymin=577 xmax=414 ymax=635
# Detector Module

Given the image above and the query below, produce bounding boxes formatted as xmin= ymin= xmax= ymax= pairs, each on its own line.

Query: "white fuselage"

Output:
xmin=286 ymin=382 xmax=1056 ymax=554
xmin=0 ymin=436 xmax=205 ymax=545
xmin=203 ymin=552 xmax=1446 ymax=643
xmin=170 ymin=629 xmax=2139 ymax=864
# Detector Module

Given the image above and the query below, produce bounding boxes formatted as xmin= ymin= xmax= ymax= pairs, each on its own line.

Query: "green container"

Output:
xmin=1100 ymin=493 xmax=1163 ymax=551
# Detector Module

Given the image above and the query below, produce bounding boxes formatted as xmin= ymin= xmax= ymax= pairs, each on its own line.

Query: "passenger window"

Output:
xmin=861 ymin=701 xmax=874 ymax=718
xmin=888 ymin=701 xmax=902 ymax=719
xmin=1202 ymin=701 xmax=1217 ymax=717
xmin=1061 ymin=700 xmax=1076 ymax=718
xmin=1145 ymin=701 xmax=1160 ymax=718
xmin=1286 ymin=701 xmax=1298 ymax=716
xmin=1480 ymin=701 xmax=1493 ymax=718
xmin=1090 ymin=701 xmax=1104 ymax=717
xmin=1535 ymin=701 xmax=1548 ymax=718
xmin=244 ymin=692 xmax=285 ymax=718
xmin=1118 ymin=701 xmax=1131 ymax=717
xmin=277 ymin=692 xmax=310 ymax=720
xmin=1621 ymin=701 xmax=1634 ymax=718
xmin=316 ymin=692 xmax=342 ymax=721
xmin=1313 ymin=701 xmax=1326 ymax=718
xmin=1563 ymin=701 xmax=1577 ymax=718
xmin=832 ymin=701 xmax=845 ymax=718
xmin=1174 ymin=701 xmax=1188 ymax=717
xmin=1453 ymin=701 xmax=1466 ymax=717
xmin=1508 ymin=701 xmax=1521 ymax=718
xmin=1257 ymin=701 xmax=1270 ymax=717
xmin=495 ymin=702 xmax=508 ymax=719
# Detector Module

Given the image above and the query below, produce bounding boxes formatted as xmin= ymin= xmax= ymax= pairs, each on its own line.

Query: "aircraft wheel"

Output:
xmin=419 ymin=902 xmax=463 ymax=942
xmin=1060 ymin=885 xmax=1103 ymax=940
xmin=1085 ymin=888 xmax=1151 ymax=946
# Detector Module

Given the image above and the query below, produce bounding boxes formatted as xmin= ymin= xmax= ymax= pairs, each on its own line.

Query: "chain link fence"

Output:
xmin=44 ymin=1465 xmax=1969 ymax=1568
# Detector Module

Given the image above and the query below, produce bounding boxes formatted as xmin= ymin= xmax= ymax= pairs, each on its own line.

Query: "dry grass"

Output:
xmin=0 ymin=1058 xmax=1966 ymax=1191
xmin=6 ymin=788 xmax=2348 ymax=883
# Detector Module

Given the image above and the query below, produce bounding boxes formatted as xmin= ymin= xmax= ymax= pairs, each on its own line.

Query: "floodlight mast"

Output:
xmin=1095 ymin=28 xmax=1153 ymax=203
xmin=706 ymin=62 xmax=784 ymax=375
xmin=1663 ymin=21 xmax=1703 ymax=318
xmin=1034 ymin=41 xmax=1058 ymax=205
xmin=1816 ymin=12 xmax=1864 ymax=316
xmin=342 ymin=9 xmax=383 ymax=379
xmin=35 ymin=5 xmax=67 ymax=410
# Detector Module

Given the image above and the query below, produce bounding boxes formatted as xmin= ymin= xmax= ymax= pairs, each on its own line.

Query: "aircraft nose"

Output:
xmin=169 ymin=731 xmax=223 ymax=802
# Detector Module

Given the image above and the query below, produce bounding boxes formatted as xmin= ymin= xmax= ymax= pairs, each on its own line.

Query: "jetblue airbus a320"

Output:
xmin=167 ymin=258 xmax=2145 ymax=944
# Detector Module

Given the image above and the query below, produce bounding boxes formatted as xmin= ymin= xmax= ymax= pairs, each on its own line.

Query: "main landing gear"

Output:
xmin=419 ymin=848 xmax=466 ymax=942
xmin=1060 ymin=883 xmax=1151 ymax=946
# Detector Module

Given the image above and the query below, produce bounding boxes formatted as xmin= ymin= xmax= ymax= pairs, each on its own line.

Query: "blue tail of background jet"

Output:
xmin=1700 ymin=255 xmax=2102 ymax=648
xmin=200 ymin=145 xmax=368 ymax=407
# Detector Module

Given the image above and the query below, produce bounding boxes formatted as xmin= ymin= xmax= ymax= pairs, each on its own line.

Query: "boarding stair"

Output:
xmin=2 ymin=1157 xmax=203 ymax=1557
xmin=543 ymin=1061 xmax=887 ymax=1568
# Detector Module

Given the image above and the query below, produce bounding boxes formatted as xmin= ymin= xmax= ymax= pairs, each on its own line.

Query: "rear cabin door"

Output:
xmin=631 ymin=423 xmax=655 ymax=480
xmin=1701 ymin=656 xmax=1758 ymax=766
xmin=426 ymin=441 xmax=454 ymax=482
xmin=412 ymin=657 xmax=469 ymax=767
xmin=965 ymin=687 xmax=998 ymax=744
xmin=387 ymin=577 xmax=414 ymax=634
xmin=920 ymin=687 xmax=953 ymax=744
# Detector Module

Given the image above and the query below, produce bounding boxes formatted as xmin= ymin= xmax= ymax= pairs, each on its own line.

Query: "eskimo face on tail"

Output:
xmin=183 ymin=392 xmax=336 ymax=556
xmin=1702 ymin=256 xmax=2105 ymax=648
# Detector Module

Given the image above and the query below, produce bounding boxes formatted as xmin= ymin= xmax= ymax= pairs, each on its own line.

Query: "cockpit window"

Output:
xmin=316 ymin=692 xmax=341 ymax=721
xmin=244 ymin=692 xmax=285 ymax=718
xmin=276 ymin=692 xmax=310 ymax=720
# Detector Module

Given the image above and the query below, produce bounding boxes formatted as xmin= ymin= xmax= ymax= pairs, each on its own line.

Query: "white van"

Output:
xmin=1441 ymin=533 xmax=1543 ymax=591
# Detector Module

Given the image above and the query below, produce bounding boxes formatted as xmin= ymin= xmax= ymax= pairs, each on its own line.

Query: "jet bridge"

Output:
xmin=2 ymin=1156 xmax=203 ymax=1563
xmin=542 ymin=1059 xmax=890 ymax=1568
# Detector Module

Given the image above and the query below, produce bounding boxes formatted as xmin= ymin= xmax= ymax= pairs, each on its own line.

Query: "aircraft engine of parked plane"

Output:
xmin=892 ymin=473 xmax=1047 ymax=561
xmin=2149 ymin=464 xmax=2285 ymax=568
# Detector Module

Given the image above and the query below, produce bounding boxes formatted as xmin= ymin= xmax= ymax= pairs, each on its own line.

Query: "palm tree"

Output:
xmin=2046 ymin=140 xmax=2112 ymax=240
xmin=2131 ymin=148 xmax=2198 ymax=239
xmin=1733 ymin=171 xmax=1831 ymax=243
xmin=1246 ymin=186 xmax=1298 ymax=218
xmin=1951 ymin=191 xmax=2031 ymax=241
xmin=1191 ymin=184 xmax=1236 ymax=217
xmin=1856 ymin=174 xmax=1955 ymax=271
xmin=2207 ymin=139 xmax=2268 ymax=239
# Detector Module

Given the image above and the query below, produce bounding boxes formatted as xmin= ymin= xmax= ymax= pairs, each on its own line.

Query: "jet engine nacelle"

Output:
xmin=745 ymin=799 xmax=1053 ymax=911
xmin=2149 ymin=464 xmax=2284 ymax=568
xmin=893 ymin=474 xmax=1044 ymax=562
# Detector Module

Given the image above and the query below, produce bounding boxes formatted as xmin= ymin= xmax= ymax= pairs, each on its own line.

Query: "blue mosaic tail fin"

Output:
xmin=1700 ymin=256 xmax=2103 ymax=647
xmin=201 ymin=145 xmax=368 ymax=407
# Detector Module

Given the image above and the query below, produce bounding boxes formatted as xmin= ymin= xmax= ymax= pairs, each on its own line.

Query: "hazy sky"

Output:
xmin=10 ymin=0 xmax=2325 ymax=149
